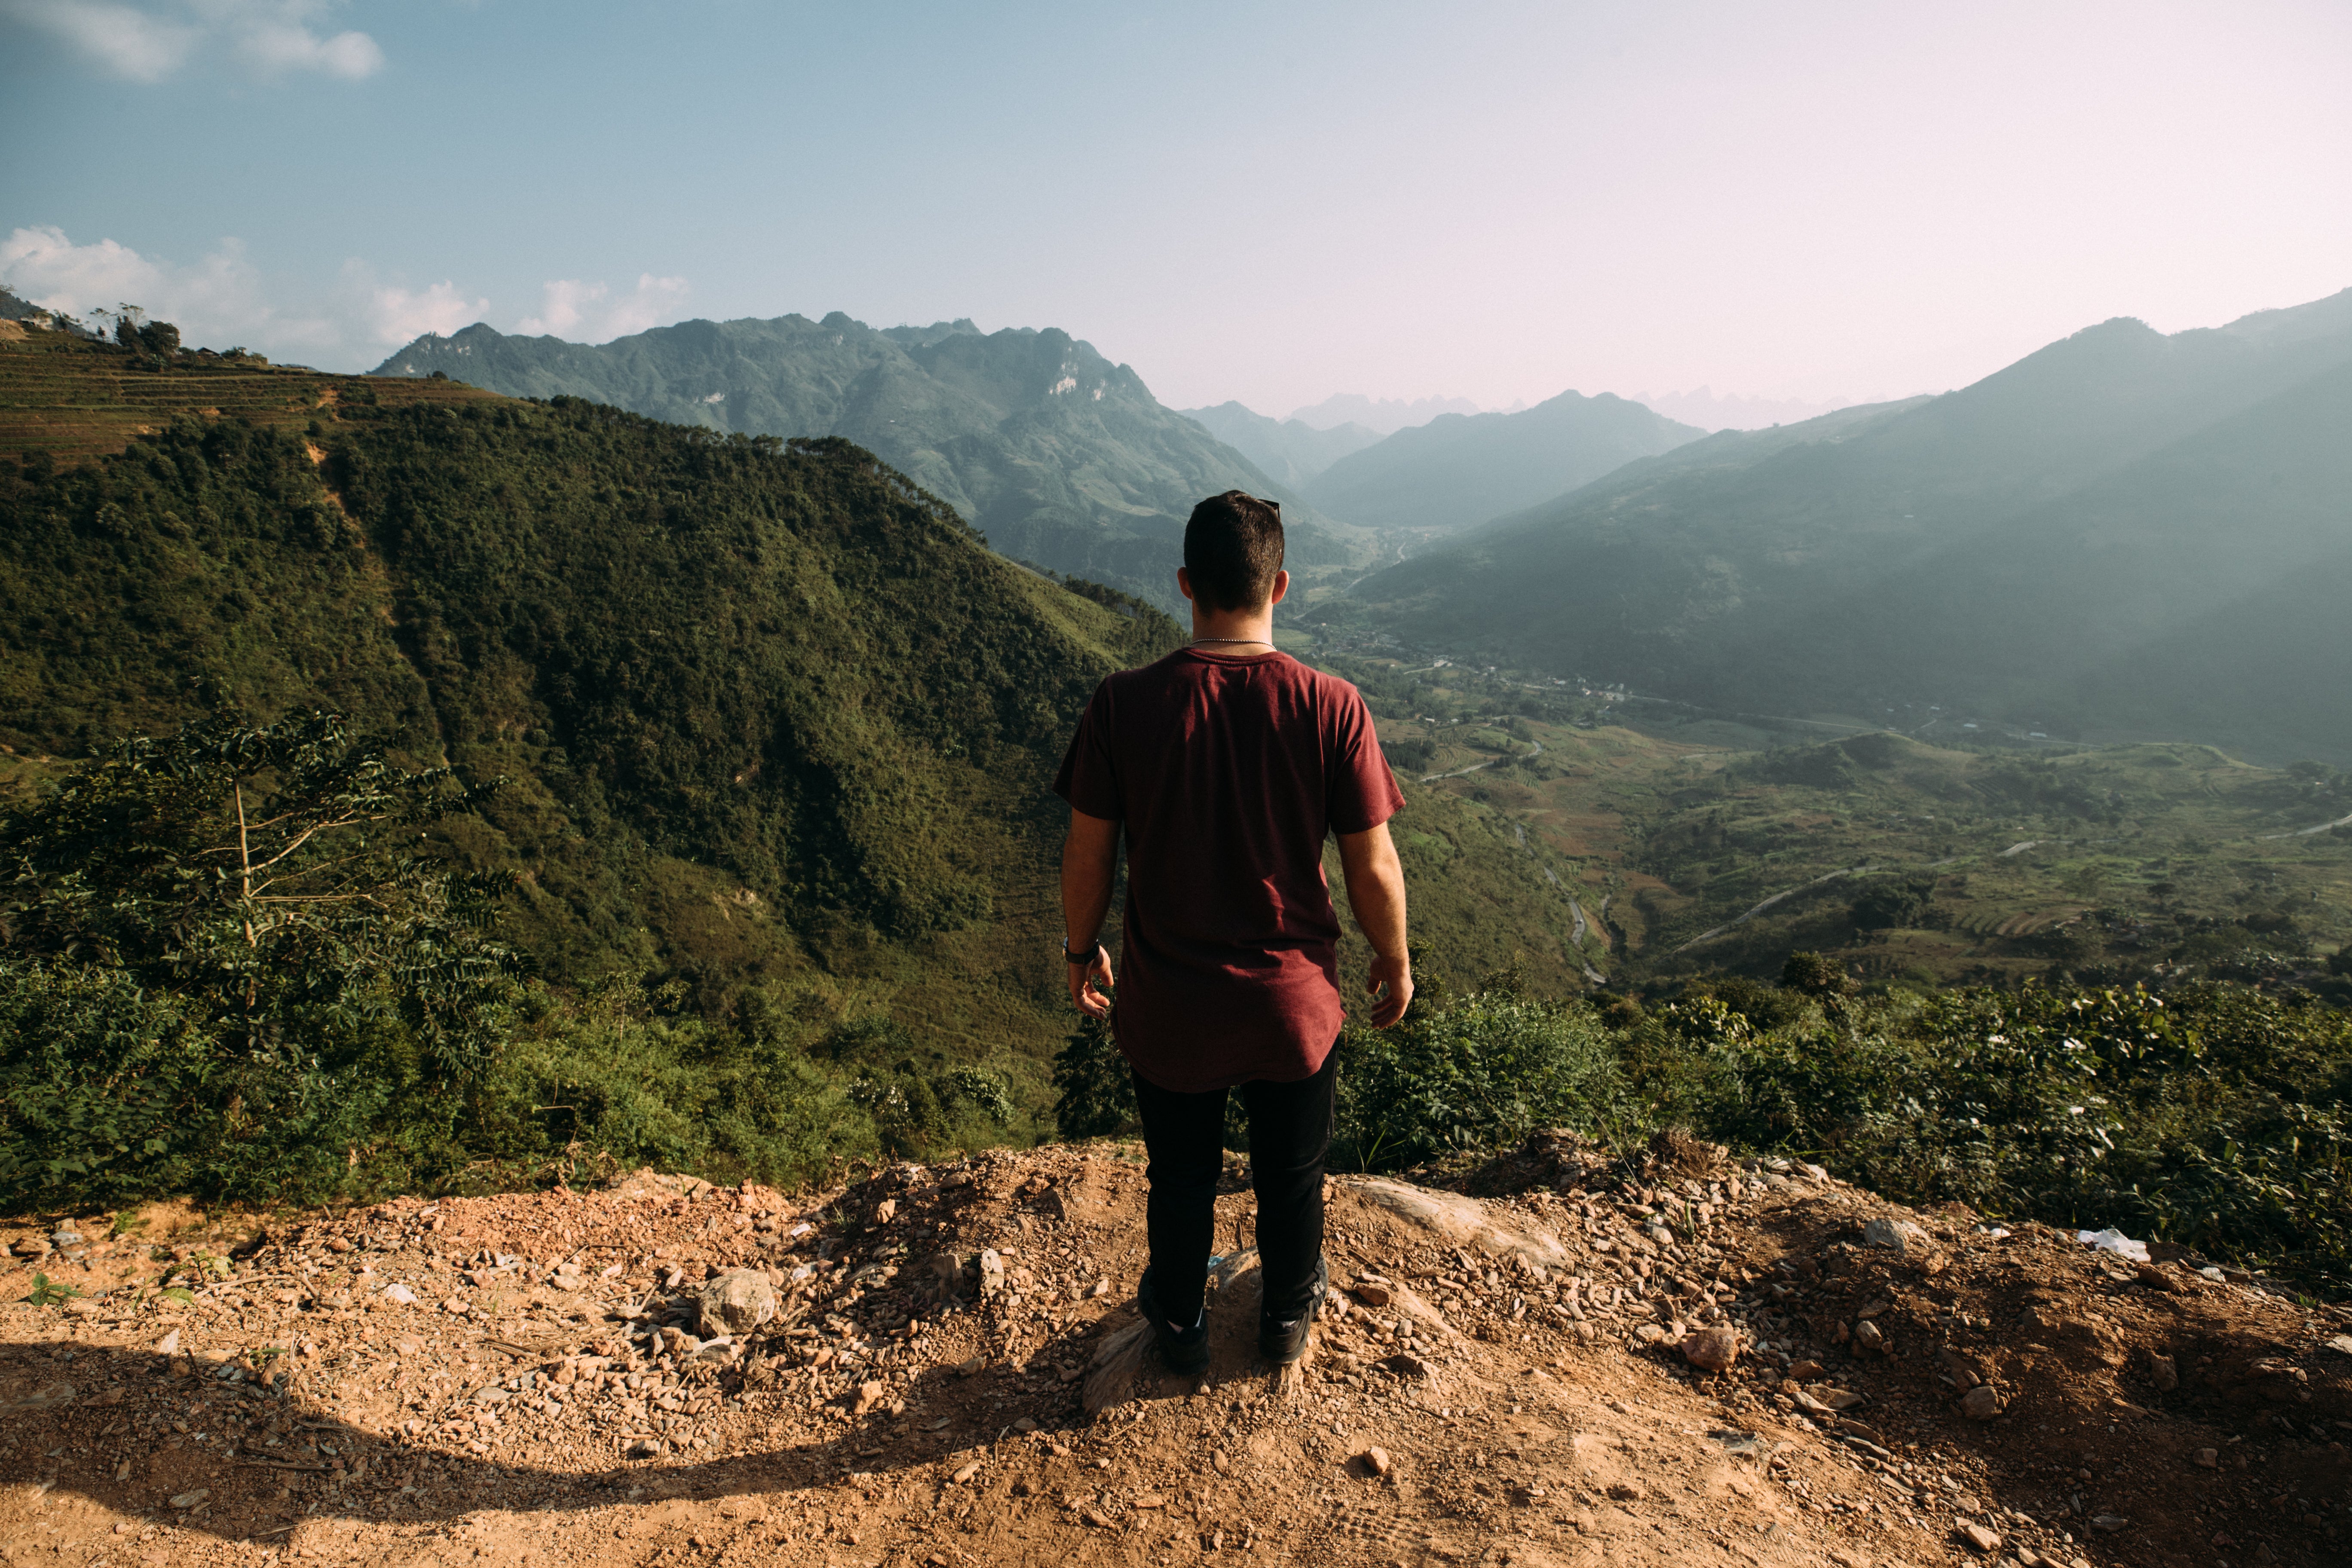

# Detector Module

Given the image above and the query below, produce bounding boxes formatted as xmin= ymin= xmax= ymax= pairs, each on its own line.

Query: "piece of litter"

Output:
xmin=2075 ymin=1228 xmax=2150 ymax=1262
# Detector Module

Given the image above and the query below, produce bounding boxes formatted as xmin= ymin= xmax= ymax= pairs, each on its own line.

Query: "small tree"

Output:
xmin=0 ymin=711 xmax=521 ymax=1204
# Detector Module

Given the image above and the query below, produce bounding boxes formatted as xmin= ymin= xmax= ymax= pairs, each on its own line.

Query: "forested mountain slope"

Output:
xmin=373 ymin=314 xmax=1363 ymax=612
xmin=0 ymin=326 xmax=1602 ymax=1068
xmin=1348 ymin=289 xmax=2352 ymax=762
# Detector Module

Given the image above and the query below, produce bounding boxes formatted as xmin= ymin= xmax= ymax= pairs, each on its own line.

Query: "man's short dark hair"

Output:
xmin=1183 ymin=490 xmax=1285 ymax=612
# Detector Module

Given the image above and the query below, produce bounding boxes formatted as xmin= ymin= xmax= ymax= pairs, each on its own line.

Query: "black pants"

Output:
xmin=1131 ymin=1050 xmax=1335 ymax=1327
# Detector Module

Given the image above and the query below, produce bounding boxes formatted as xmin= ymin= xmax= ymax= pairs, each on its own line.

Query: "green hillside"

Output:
xmin=371 ymin=314 xmax=1368 ymax=613
xmin=1301 ymin=387 xmax=1705 ymax=531
xmin=1343 ymin=290 xmax=2352 ymax=763
xmin=0 ymin=322 xmax=1603 ymax=1075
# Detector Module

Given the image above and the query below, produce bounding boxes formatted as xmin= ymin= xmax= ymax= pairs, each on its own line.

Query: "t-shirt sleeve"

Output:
xmin=1326 ymin=682 xmax=1406 ymax=834
xmin=1052 ymin=680 xmax=1124 ymax=820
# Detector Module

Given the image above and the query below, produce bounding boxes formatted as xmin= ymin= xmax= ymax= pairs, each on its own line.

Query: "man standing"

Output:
xmin=1054 ymin=490 xmax=1412 ymax=1371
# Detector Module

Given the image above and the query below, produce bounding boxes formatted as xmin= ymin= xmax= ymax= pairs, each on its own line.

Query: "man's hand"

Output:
xmin=1069 ymin=943 xmax=1116 ymax=1019
xmin=1061 ymin=807 xmax=1120 ymax=1019
xmin=1338 ymin=821 xmax=1412 ymax=1029
xmin=1364 ymin=951 xmax=1413 ymax=1028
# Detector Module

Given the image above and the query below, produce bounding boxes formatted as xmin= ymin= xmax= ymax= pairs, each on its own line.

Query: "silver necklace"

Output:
xmin=1191 ymin=637 xmax=1272 ymax=646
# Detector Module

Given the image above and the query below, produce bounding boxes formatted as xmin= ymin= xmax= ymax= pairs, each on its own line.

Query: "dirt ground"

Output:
xmin=5 ymin=1135 xmax=2350 ymax=1568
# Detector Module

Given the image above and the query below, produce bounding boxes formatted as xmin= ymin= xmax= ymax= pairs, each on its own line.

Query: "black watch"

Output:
xmin=1063 ymin=939 xmax=1103 ymax=966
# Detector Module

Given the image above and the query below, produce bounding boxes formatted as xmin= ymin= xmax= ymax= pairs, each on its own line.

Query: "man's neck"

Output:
xmin=1190 ymin=602 xmax=1276 ymax=648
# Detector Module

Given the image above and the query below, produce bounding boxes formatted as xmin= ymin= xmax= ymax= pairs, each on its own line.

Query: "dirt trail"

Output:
xmin=5 ymin=1139 xmax=2348 ymax=1568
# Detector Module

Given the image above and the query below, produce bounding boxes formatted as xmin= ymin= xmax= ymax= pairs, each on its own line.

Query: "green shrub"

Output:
xmin=1333 ymin=990 xmax=1637 ymax=1172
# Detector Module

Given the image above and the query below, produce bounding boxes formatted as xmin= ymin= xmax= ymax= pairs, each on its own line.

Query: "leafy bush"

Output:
xmin=1617 ymin=980 xmax=2352 ymax=1287
xmin=1332 ymin=990 xmax=1636 ymax=1172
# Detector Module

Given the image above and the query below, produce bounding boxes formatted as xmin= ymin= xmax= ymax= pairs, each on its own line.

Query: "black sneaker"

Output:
xmin=1259 ymin=1253 xmax=1329 ymax=1365
xmin=1136 ymin=1266 xmax=1210 ymax=1375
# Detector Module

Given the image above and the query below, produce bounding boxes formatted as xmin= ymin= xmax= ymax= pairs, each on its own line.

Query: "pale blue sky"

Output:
xmin=6 ymin=0 xmax=2350 ymax=415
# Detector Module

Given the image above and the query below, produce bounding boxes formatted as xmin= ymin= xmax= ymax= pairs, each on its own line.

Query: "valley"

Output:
xmin=1296 ymin=639 xmax=2352 ymax=998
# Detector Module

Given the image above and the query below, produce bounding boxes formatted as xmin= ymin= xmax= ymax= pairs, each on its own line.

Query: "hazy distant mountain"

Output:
xmin=1631 ymin=386 xmax=1861 ymax=431
xmin=1179 ymin=401 xmax=1382 ymax=487
xmin=1286 ymin=392 xmax=1485 ymax=434
xmin=1302 ymin=389 xmax=1707 ymax=531
xmin=1347 ymin=288 xmax=2352 ymax=763
xmin=374 ymin=313 xmax=1357 ymax=610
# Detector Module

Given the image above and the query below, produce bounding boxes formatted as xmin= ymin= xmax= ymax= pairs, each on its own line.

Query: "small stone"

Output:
xmin=851 ymin=1380 xmax=888 ymax=1417
xmin=1606 ymin=1482 xmax=1644 ymax=1501
xmin=2088 ymin=1515 xmax=2127 ymax=1534
xmin=1851 ymin=1319 xmax=1885 ymax=1354
xmin=170 ymin=1490 xmax=208 ymax=1510
xmin=1351 ymin=1282 xmax=1392 ymax=1308
xmin=874 ymin=1199 xmax=898 ymax=1225
xmin=381 ymin=1283 xmax=417 ymax=1305
xmin=2194 ymin=1447 xmax=2219 ymax=1468
xmin=2145 ymin=1350 xmax=2178 ymax=1392
xmin=698 ymin=1268 xmax=777 ymax=1336
xmin=1081 ymin=1508 xmax=1112 ymax=1528
xmin=1959 ymin=1384 xmax=2003 ymax=1421
xmin=1132 ymin=1492 xmax=1166 ymax=1509
xmin=154 ymin=1329 xmax=180 ymax=1357
xmin=1802 ymin=1384 xmax=1867 ymax=1411
xmin=1680 ymin=1326 xmax=1740 ymax=1373
xmin=1381 ymin=1353 xmax=1431 ymax=1380
xmin=1960 ymin=1522 xmax=2000 ymax=1553
xmin=325 ymin=1235 xmax=353 ymax=1253
xmin=953 ymin=1356 xmax=986 ymax=1377
xmin=1011 ymin=1415 xmax=1038 ymax=1432
xmin=1786 ymin=1359 xmax=1825 ymax=1381
xmin=1936 ymin=1345 xmax=1983 ymax=1387
xmin=950 ymin=1461 xmax=982 ymax=1485
xmin=1359 ymin=1446 xmax=1392 ymax=1477
xmin=625 ymin=1438 xmax=665 ymax=1460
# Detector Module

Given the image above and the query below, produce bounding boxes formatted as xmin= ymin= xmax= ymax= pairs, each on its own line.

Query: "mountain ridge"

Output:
xmin=372 ymin=313 xmax=1365 ymax=612
xmin=1302 ymin=386 xmax=1707 ymax=531
xmin=1344 ymin=288 xmax=2352 ymax=763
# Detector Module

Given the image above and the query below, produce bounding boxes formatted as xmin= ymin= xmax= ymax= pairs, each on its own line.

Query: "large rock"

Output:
xmin=698 ymin=1268 xmax=777 ymax=1336
xmin=1862 ymin=1216 xmax=1929 ymax=1255
xmin=1680 ymin=1326 xmax=1740 ymax=1372
xmin=1960 ymin=1384 xmax=2004 ymax=1420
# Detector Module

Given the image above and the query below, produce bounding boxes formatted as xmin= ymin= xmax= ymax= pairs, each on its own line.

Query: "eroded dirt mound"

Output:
xmin=4 ymin=1141 xmax=2349 ymax=1567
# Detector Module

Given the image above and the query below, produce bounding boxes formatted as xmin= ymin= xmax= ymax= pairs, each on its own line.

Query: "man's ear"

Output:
xmin=1176 ymin=567 xmax=1196 ymax=603
xmin=1268 ymin=569 xmax=1290 ymax=606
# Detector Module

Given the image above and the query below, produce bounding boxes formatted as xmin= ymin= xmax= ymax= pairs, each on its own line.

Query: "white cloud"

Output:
xmin=2 ymin=0 xmax=383 ymax=81
xmin=3 ymin=224 xmax=685 ymax=369
xmin=364 ymin=276 xmax=490 ymax=346
xmin=518 ymin=274 xmax=691 ymax=342
xmin=0 ymin=223 xmax=340 ymax=352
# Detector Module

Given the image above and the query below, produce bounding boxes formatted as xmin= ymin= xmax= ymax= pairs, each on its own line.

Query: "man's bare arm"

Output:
xmin=1337 ymin=821 xmax=1412 ymax=1027
xmin=1060 ymin=808 xmax=1119 ymax=1018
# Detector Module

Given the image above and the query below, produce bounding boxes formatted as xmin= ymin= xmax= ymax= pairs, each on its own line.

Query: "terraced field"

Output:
xmin=0 ymin=322 xmax=495 ymax=464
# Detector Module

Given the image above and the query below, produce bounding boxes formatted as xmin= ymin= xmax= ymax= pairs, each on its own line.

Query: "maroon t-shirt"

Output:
xmin=1053 ymin=647 xmax=1404 ymax=1092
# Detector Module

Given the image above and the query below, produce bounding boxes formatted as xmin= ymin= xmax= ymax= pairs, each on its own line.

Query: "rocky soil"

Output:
xmin=5 ymin=1135 xmax=2350 ymax=1568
